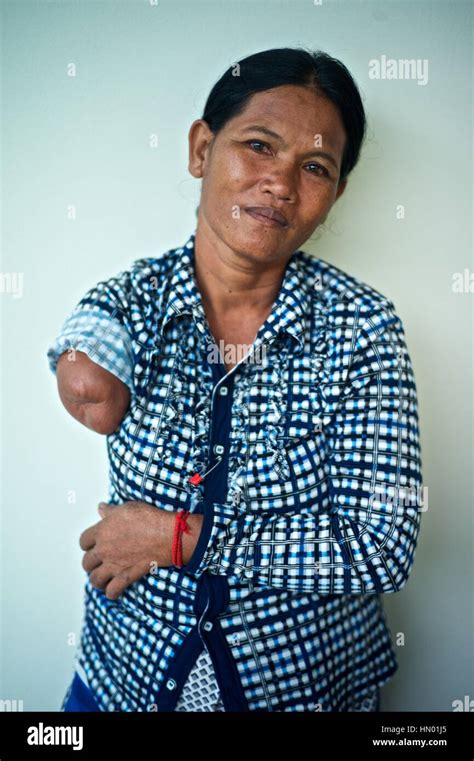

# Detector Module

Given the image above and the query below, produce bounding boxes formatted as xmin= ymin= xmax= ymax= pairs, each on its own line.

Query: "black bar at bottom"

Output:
xmin=0 ymin=710 xmax=472 ymax=759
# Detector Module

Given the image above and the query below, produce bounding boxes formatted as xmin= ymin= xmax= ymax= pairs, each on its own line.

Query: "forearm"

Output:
xmin=183 ymin=498 xmax=421 ymax=594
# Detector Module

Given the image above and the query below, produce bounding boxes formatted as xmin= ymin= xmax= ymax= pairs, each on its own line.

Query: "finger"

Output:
xmin=104 ymin=567 xmax=137 ymax=601
xmin=79 ymin=523 xmax=101 ymax=551
xmin=90 ymin=564 xmax=116 ymax=591
xmin=98 ymin=502 xmax=113 ymax=517
xmin=82 ymin=547 xmax=102 ymax=573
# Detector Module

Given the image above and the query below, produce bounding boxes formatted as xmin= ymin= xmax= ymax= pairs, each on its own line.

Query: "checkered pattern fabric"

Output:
xmin=69 ymin=647 xmax=379 ymax=712
xmin=48 ymin=230 xmax=423 ymax=712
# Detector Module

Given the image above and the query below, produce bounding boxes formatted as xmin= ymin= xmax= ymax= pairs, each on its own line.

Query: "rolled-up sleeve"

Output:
xmin=184 ymin=304 xmax=423 ymax=594
xmin=46 ymin=270 xmax=135 ymax=392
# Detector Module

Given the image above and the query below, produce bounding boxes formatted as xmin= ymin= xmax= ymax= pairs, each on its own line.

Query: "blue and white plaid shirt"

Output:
xmin=47 ymin=230 xmax=423 ymax=712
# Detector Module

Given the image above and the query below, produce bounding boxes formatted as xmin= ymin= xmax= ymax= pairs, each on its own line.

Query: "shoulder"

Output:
xmin=127 ymin=245 xmax=181 ymax=290
xmin=88 ymin=243 xmax=181 ymax=315
xmin=296 ymin=249 xmax=398 ymax=323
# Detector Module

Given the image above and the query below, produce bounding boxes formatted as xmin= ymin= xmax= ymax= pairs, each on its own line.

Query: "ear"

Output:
xmin=188 ymin=118 xmax=214 ymax=179
xmin=335 ymin=177 xmax=347 ymax=202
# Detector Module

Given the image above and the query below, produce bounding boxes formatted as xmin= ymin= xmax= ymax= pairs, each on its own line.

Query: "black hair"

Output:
xmin=201 ymin=47 xmax=367 ymax=184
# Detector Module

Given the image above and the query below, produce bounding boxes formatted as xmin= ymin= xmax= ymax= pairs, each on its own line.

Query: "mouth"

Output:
xmin=244 ymin=207 xmax=288 ymax=228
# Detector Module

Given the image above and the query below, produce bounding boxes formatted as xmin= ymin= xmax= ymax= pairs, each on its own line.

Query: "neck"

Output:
xmin=193 ymin=220 xmax=291 ymax=317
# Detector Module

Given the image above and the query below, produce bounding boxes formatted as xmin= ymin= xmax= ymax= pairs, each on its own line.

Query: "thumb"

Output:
xmin=98 ymin=501 xmax=112 ymax=517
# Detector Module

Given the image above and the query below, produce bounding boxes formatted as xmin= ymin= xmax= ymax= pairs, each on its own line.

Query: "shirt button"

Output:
xmin=219 ymin=386 xmax=228 ymax=396
xmin=166 ymin=679 xmax=177 ymax=690
xmin=202 ymin=621 xmax=213 ymax=631
xmin=213 ymin=444 xmax=225 ymax=455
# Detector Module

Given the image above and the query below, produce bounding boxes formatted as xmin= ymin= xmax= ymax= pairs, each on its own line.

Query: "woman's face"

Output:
xmin=189 ymin=84 xmax=348 ymax=265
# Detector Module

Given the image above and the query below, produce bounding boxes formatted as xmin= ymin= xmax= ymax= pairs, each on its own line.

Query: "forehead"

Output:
xmin=228 ymin=85 xmax=346 ymax=152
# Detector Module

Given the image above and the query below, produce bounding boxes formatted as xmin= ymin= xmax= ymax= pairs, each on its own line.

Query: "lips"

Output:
xmin=244 ymin=206 xmax=288 ymax=226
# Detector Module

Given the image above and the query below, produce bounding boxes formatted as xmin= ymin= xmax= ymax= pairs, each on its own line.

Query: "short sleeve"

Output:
xmin=46 ymin=269 xmax=135 ymax=392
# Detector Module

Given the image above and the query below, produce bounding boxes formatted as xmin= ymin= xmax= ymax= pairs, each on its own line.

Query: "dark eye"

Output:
xmin=305 ymin=162 xmax=330 ymax=177
xmin=246 ymin=140 xmax=271 ymax=153
xmin=246 ymin=141 xmax=330 ymax=178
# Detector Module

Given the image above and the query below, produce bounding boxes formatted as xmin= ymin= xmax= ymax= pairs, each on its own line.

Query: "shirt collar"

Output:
xmin=158 ymin=230 xmax=311 ymax=353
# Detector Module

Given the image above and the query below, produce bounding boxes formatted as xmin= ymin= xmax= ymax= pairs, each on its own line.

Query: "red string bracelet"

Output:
xmin=172 ymin=510 xmax=192 ymax=568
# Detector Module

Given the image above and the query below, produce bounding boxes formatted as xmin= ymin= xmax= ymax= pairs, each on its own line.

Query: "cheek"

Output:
xmin=301 ymin=182 xmax=336 ymax=212
xmin=202 ymin=159 xmax=259 ymax=218
xmin=211 ymin=148 xmax=264 ymax=187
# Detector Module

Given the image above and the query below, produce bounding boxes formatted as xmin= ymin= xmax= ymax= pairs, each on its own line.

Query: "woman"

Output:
xmin=47 ymin=47 xmax=423 ymax=713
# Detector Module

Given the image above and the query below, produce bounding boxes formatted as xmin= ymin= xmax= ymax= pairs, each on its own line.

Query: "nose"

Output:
xmin=258 ymin=165 xmax=297 ymax=202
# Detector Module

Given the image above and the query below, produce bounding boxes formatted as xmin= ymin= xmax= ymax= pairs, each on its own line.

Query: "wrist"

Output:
xmin=179 ymin=513 xmax=204 ymax=566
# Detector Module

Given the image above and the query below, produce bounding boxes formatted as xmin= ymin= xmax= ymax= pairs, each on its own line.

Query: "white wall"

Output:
xmin=1 ymin=0 xmax=472 ymax=711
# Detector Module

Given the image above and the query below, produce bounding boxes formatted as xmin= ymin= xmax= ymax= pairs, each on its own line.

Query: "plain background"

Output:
xmin=1 ymin=0 xmax=472 ymax=711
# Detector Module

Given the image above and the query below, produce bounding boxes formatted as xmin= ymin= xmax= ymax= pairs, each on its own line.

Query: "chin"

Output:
xmin=234 ymin=239 xmax=286 ymax=265
xmin=228 ymin=224 xmax=291 ymax=261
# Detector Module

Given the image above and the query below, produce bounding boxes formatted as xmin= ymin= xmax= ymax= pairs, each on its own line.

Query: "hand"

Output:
xmin=79 ymin=501 xmax=203 ymax=600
